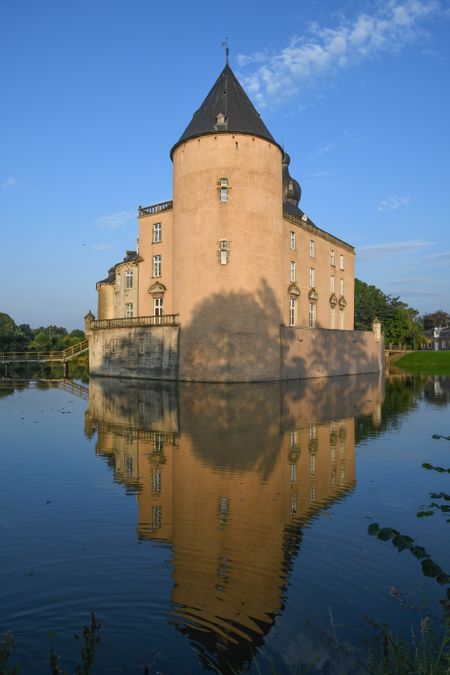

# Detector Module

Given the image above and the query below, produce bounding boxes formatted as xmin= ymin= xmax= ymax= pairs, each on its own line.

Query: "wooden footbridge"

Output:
xmin=0 ymin=339 xmax=89 ymax=376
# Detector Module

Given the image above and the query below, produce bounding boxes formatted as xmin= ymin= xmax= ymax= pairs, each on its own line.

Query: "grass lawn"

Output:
xmin=396 ymin=350 xmax=450 ymax=374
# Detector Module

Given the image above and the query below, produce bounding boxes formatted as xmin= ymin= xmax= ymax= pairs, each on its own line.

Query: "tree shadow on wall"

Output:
xmin=180 ymin=279 xmax=300 ymax=381
xmin=282 ymin=326 xmax=381 ymax=382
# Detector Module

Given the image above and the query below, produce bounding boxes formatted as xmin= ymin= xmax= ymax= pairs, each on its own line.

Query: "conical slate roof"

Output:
xmin=170 ymin=63 xmax=281 ymax=158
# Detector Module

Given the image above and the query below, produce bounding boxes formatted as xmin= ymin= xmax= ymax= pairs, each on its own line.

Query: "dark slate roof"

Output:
xmin=170 ymin=64 xmax=281 ymax=158
xmin=96 ymin=251 xmax=142 ymax=286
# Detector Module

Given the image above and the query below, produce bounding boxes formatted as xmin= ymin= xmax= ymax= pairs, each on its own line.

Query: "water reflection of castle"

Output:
xmin=85 ymin=375 xmax=384 ymax=671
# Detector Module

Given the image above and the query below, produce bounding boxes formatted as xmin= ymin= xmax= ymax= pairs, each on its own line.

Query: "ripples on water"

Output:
xmin=0 ymin=373 xmax=449 ymax=673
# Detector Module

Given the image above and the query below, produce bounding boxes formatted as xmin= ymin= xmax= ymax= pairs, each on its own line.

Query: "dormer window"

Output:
xmin=219 ymin=177 xmax=229 ymax=202
xmin=215 ymin=112 xmax=227 ymax=130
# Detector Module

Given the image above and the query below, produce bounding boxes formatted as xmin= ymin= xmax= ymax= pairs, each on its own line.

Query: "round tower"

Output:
xmin=171 ymin=63 xmax=284 ymax=381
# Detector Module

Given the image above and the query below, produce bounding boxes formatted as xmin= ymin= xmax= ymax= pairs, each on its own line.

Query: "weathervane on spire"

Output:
xmin=222 ymin=37 xmax=230 ymax=64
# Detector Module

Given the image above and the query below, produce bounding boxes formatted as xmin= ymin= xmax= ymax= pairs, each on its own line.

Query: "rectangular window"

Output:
xmin=125 ymin=303 xmax=133 ymax=318
xmin=220 ymin=240 xmax=228 ymax=265
xmin=152 ymin=222 xmax=162 ymax=243
xmin=339 ymin=309 xmax=345 ymax=329
xmin=330 ymin=250 xmax=335 ymax=266
xmin=290 ymin=261 xmax=296 ymax=282
xmin=290 ymin=231 xmax=296 ymax=250
xmin=340 ymin=278 xmax=344 ymax=296
xmin=330 ymin=275 xmax=335 ymax=293
xmin=309 ymin=302 xmax=316 ymax=328
xmin=125 ymin=270 xmax=133 ymax=289
xmin=339 ymin=254 xmax=344 ymax=270
xmin=309 ymin=267 xmax=315 ymax=288
xmin=219 ymin=177 xmax=228 ymax=202
xmin=152 ymin=255 xmax=161 ymax=277
xmin=289 ymin=297 xmax=297 ymax=326
xmin=153 ymin=297 xmax=163 ymax=317
xmin=330 ymin=307 xmax=335 ymax=329
xmin=310 ymin=240 xmax=315 ymax=257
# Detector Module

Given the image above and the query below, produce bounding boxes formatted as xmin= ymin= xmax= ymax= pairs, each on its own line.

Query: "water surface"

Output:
xmin=1 ymin=373 xmax=449 ymax=673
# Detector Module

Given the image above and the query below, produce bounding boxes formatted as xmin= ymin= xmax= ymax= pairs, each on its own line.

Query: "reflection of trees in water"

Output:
xmin=355 ymin=375 xmax=425 ymax=444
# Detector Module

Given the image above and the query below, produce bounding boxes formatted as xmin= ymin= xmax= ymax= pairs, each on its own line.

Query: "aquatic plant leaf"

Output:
xmin=411 ymin=546 xmax=428 ymax=560
xmin=368 ymin=523 xmax=380 ymax=536
xmin=421 ymin=559 xmax=442 ymax=578
xmin=436 ymin=573 xmax=450 ymax=585
xmin=430 ymin=492 xmax=450 ymax=501
xmin=377 ymin=528 xmax=397 ymax=541
xmin=417 ymin=511 xmax=434 ymax=518
xmin=392 ymin=534 xmax=414 ymax=551
xmin=422 ymin=463 xmax=433 ymax=470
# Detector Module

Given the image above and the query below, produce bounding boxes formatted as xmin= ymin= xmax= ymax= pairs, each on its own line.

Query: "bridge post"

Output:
xmin=63 ymin=361 xmax=69 ymax=378
xmin=4 ymin=363 xmax=9 ymax=377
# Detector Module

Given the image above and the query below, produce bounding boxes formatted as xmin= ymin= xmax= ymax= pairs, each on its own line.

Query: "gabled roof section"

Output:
xmin=170 ymin=64 xmax=281 ymax=158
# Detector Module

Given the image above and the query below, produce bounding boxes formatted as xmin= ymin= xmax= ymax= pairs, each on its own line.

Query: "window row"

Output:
xmin=290 ymin=265 xmax=345 ymax=294
xmin=288 ymin=298 xmax=345 ymax=329
xmin=122 ymin=298 xmax=164 ymax=320
xmin=289 ymin=232 xmax=344 ymax=270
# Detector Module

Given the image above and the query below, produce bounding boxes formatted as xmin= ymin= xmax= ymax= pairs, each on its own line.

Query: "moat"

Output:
xmin=1 ymin=372 xmax=449 ymax=673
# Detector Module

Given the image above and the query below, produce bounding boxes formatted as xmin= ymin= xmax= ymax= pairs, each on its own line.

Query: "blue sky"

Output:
xmin=1 ymin=0 xmax=449 ymax=329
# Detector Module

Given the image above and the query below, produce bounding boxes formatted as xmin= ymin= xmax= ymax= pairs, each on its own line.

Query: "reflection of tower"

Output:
xmin=87 ymin=373 xmax=384 ymax=673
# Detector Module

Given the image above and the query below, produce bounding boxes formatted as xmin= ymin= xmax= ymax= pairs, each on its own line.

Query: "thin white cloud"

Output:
xmin=96 ymin=210 xmax=133 ymax=230
xmin=358 ymin=239 xmax=434 ymax=260
xmin=2 ymin=177 xmax=16 ymax=188
xmin=237 ymin=0 xmax=440 ymax=107
xmin=91 ymin=243 xmax=113 ymax=251
xmin=378 ymin=195 xmax=410 ymax=211
xmin=424 ymin=250 xmax=450 ymax=261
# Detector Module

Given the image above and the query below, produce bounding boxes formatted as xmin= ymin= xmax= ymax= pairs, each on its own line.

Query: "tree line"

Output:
xmin=0 ymin=312 xmax=85 ymax=353
xmin=354 ymin=279 xmax=449 ymax=347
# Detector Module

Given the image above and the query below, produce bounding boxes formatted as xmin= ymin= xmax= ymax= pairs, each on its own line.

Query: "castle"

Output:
xmin=88 ymin=58 xmax=383 ymax=382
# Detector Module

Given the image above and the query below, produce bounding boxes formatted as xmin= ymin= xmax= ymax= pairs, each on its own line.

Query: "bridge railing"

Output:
xmin=91 ymin=314 xmax=179 ymax=330
xmin=0 ymin=339 xmax=89 ymax=363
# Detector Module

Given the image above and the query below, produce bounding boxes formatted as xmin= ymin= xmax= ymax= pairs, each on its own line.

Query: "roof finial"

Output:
xmin=222 ymin=37 xmax=229 ymax=65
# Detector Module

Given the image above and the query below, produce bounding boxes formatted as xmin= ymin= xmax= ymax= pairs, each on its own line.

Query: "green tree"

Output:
xmin=423 ymin=310 xmax=450 ymax=330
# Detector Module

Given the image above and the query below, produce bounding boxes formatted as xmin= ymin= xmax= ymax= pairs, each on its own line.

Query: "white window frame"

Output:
xmin=330 ymin=250 xmax=335 ymax=267
xmin=309 ymin=302 xmax=316 ymax=328
xmin=330 ymin=275 xmax=335 ymax=293
xmin=290 ymin=261 xmax=296 ymax=282
xmin=125 ymin=303 xmax=133 ymax=318
xmin=310 ymin=240 xmax=315 ymax=258
xmin=152 ymin=222 xmax=162 ymax=243
xmin=220 ymin=239 xmax=228 ymax=265
xmin=290 ymin=231 xmax=296 ymax=250
xmin=309 ymin=267 xmax=315 ymax=288
xmin=125 ymin=269 xmax=133 ymax=289
xmin=340 ymin=278 xmax=344 ymax=296
xmin=339 ymin=254 xmax=344 ymax=270
xmin=152 ymin=255 xmax=161 ymax=277
xmin=219 ymin=177 xmax=228 ymax=202
xmin=289 ymin=297 xmax=297 ymax=326
xmin=153 ymin=297 xmax=163 ymax=317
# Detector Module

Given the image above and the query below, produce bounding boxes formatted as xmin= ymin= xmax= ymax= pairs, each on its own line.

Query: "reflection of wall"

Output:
xmin=87 ymin=374 xmax=384 ymax=671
